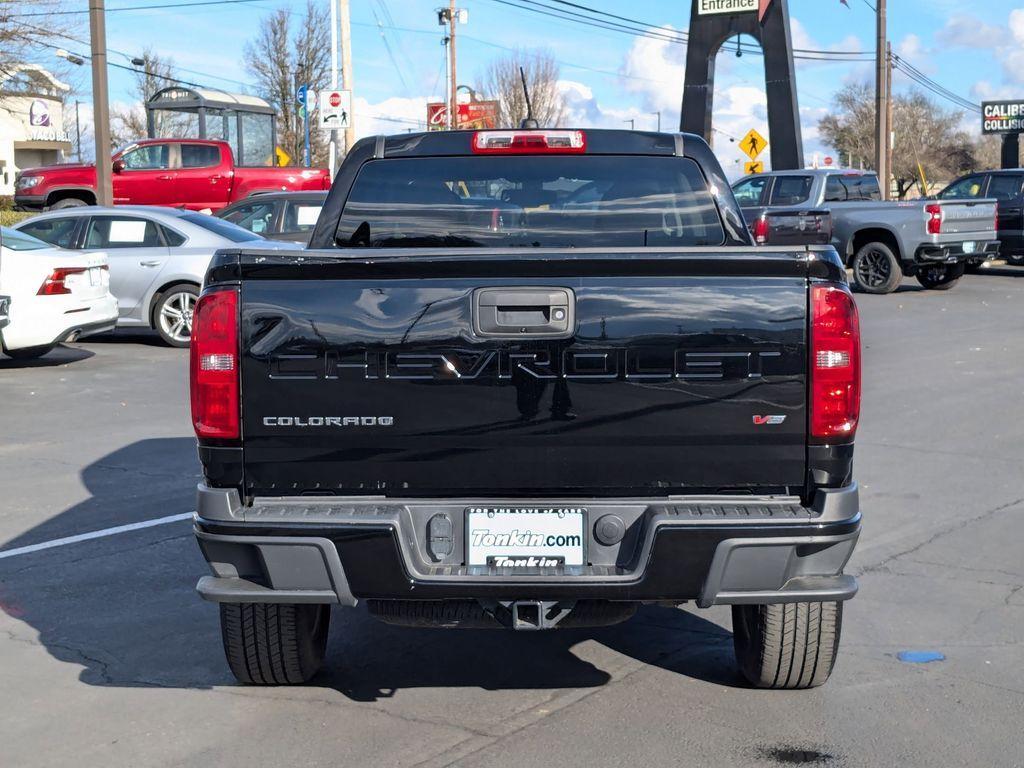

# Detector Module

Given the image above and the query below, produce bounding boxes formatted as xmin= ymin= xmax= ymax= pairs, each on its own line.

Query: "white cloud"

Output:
xmin=935 ymin=14 xmax=1006 ymax=49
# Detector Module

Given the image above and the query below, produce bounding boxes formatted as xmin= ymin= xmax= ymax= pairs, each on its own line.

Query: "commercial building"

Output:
xmin=0 ymin=65 xmax=73 ymax=197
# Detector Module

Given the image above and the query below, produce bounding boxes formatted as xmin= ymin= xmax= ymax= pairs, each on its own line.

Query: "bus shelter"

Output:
xmin=146 ymin=87 xmax=277 ymax=166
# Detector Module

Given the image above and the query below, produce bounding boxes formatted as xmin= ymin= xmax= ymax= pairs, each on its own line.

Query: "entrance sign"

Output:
xmin=697 ymin=0 xmax=756 ymax=14
xmin=982 ymin=100 xmax=1024 ymax=135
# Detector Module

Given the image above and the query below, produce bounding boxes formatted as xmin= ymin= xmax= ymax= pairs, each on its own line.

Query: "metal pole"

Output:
xmin=625 ymin=119 xmax=634 ymax=130
xmin=89 ymin=0 xmax=113 ymax=206
xmin=329 ymin=0 xmax=338 ymax=175
xmin=449 ymin=0 xmax=457 ymax=130
xmin=875 ymin=0 xmax=888 ymax=199
xmin=303 ymin=86 xmax=311 ymax=167
xmin=75 ymin=101 xmax=82 ymax=162
xmin=886 ymin=41 xmax=894 ymax=198
xmin=339 ymin=0 xmax=355 ymax=153
xmin=655 ymin=111 xmax=661 ymax=132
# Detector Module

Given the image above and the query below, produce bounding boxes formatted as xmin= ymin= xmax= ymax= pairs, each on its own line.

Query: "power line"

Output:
xmin=8 ymin=0 xmax=266 ymax=18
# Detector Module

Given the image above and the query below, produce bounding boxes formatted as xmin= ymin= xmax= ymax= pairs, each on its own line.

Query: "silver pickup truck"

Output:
xmin=733 ymin=169 xmax=1000 ymax=294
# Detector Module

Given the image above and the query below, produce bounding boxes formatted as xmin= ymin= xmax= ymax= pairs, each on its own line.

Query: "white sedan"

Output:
xmin=0 ymin=226 xmax=118 ymax=360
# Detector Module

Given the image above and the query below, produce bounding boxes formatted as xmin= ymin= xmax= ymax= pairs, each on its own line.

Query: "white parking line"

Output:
xmin=0 ymin=512 xmax=194 ymax=560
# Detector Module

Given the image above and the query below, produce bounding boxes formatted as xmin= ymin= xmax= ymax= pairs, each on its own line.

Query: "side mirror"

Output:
xmin=112 ymin=159 xmax=125 ymax=174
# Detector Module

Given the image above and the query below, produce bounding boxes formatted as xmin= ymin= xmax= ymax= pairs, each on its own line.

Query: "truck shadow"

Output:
xmin=0 ymin=438 xmax=743 ymax=697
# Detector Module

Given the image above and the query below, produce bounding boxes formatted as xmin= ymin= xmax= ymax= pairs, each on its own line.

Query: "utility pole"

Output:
xmin=89 ymin=0 xmax=112 ymax=206
xmin=448 ymin=0 xmax=458 ymax=130
xmin=75 ymin=101 xmax=82 ymax=162
xmin=653 ymin=111 xmax=661 ymax=132
xmin=875 ymin=0 xmax=888 ymax=200
xmin=339 ymin=0 xmax=355 ymax=153
xmin=329 ymin=0 xmax=338 ymax=175
xmin=886 ymin=41 xmax=894 ymax=198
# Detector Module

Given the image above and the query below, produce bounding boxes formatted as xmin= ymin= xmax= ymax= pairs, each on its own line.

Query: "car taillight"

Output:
xmin=37 ymin=267 xmax=87 ymax=296
xmin=190 ymin=288 xmax=239 ymax=440
xmin=753 ymin=215 xmax=769 ymax=245
xmin=810 ymin=284 xmax=861 ymax=442
xmin=472 ymin=130 xmax=586 ymax=154
xmin=925 ymin=203 xmax=943 ymax=235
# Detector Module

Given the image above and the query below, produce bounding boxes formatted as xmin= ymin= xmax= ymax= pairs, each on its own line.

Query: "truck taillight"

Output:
xmin=472 ymin=130 xmax=586 ymax=154
xmin=190 ymin=288 xmax=239 ymax=440
xmin=810 ymin=284 xmax=861 ymax=442
xmin=37 ymin=267 xmax=87 ymax=295
xmin=753 ymin=215 xmax=769 ymax=245
xmin=925 ymin=203 xmax=943 ymax=235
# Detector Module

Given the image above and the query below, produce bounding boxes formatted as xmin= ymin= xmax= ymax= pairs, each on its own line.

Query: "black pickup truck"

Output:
xmin=190 ymin=129 xmax=862 ymax=689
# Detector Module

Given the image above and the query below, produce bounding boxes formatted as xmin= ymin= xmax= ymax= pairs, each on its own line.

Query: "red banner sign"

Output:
xmin=427 ymin=101 xmax=500 ymax=131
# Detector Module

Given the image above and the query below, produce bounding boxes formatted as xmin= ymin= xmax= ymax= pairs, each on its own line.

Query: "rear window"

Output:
xmin=1 ymin=226 xmax=49 ymax=251
xmin=335 ymin=156 xmax=725 ymax=248
xmin=769 ymin=175 xmax=812 ymax=206
xmin=825 ymin=174 xmax=881 ymax=202
xmin=181 ymin=212 xmax=261 ymax=243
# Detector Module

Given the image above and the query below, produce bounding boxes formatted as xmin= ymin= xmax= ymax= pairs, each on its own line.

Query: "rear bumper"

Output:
xmin=194 ymin=483 xmax=861 ymax=609
xmin=1 ymin=295 xmax=117 ymax=352
xmin=914 ymin=240 xmax=1001 ymax=264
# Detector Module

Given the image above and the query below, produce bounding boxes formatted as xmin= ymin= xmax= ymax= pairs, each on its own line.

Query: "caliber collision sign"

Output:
xmin=982 ymin=100 xmax=1024 ymax=134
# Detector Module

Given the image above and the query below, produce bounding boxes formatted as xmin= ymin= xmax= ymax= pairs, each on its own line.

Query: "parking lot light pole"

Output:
xmin=875 ymin=0 xmax=888 ymax=200
xmin=89 ymin=0 xmax=113 ymax=206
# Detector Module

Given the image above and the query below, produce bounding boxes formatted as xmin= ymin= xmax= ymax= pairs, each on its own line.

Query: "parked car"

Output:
xmin=937 ymin=169 xmax=1024 ymax=266
xmin=0 ymin=227 xmax=118 ymax=359
xmin=216 ymin=191 xmax=327 ymax=243
xmin=750 ymin=208 xmax=832 ymax=246
xmin=13 ymin=139 xmax=331 ymax=213
xmin=191 ymin=128 xmax=863 ymax=690
xmin=14 ymin=207 xmax=299 ymax=346
xmin=733 ymin=169 xmax=1000 ymax=294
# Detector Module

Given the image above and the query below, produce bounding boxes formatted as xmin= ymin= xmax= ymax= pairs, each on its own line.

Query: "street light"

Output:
xmin=55 ymin=49 xmax=86 ymax=67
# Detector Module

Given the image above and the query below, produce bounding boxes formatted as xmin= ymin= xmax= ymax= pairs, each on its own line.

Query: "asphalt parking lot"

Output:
xmin=1 ymin=268 xmax=1023 ymax=768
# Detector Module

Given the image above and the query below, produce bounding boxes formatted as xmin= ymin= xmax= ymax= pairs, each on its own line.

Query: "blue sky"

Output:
xmin=43 ymin=0 xmax=1024 ymax=173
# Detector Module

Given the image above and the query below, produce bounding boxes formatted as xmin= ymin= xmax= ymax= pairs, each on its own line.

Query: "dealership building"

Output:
xmin=0 ymin=65 xmax=73 ymax=197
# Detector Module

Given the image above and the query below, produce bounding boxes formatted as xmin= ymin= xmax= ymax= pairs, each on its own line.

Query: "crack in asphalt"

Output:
xmin=855 ymin=496 xmax=1024 ymax=577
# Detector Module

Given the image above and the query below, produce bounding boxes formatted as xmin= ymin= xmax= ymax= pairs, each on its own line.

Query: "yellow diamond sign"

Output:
xmin=745 ymin=160 xmax=764 ymax=175
xmin=741 ymin=129 xmax=768 ymax=161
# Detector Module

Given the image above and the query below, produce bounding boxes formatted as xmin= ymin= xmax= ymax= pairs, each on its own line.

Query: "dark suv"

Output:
xmin=938 ymin=170 xmax=1023 ymax=265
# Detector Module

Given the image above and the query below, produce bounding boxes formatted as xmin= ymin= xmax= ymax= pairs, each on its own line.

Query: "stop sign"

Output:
xmin=824 ymin=156 xmax=834 ymax=166
xmin=329 ymin=92 xmax=342 ymax=108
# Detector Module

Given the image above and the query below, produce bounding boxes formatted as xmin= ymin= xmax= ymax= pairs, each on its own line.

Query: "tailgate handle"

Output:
xmin=473 ymin=287 xmax=575 ymax=339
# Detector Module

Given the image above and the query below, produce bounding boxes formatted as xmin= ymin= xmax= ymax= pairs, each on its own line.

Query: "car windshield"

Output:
xmin=180 ymin=212 xmax=264 ymax=243
xmin=335 ymin=155 xmax=725 ymax=248
xmin=1 ymin=226 xmax=49 ymax=251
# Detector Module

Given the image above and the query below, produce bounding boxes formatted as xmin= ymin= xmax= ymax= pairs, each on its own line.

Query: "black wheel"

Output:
xmin=916 ymin=262 xmax=965 ymax=291
xmin=4 ymin=345 xmax=55 ymax=360
xmin=220 ymin=603 xmax=330 ymax=685
xmin=732 ymin=602 xmax=843 ymax=689
xmin=48 ymin=197 xmax=88 ymax=210
xmin=152 ymin=284 xmax=199 ymax=347
xmin=1005 ymin=253 xmax=1024 ymax=266
xmin=851 ymin=242 xmax=902 ymax=294
xmin=964 ymin=261 xmax=986 ymax=274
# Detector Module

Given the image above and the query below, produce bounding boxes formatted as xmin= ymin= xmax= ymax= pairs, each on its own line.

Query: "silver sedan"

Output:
xmin=14 ymin=206 xmax=300 ymax=346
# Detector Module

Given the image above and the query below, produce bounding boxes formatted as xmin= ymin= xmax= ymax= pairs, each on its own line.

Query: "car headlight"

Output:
xmin=15 ymin=175 xmax=41 ymax=190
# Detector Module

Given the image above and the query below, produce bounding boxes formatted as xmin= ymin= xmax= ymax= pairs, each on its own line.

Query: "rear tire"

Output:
xmin=851 ymin=242 xmax=902 ymax=294
xmin=732 ymin=602 xmax=843 ymax=689
xmin=152 ymin=283 xmax=199 ymax=347
xmin=916 ymin=262 xmax=965 ymax=291
xmin=1005 ymin=253 xmax=1024 ymax=266
xmin=4 ymin=345 xmax=55 ymax=360
xmin=48 ymin=197 xmax=89 ymax=210
xmin=220 ymin=603 xmax=330 ymax=685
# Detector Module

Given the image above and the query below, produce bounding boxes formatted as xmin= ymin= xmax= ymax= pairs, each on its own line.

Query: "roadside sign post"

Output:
xmin=745 ymin=160 xmax=764 ymax=175
xmin=296 ymin=85 xmax=314 ymax=168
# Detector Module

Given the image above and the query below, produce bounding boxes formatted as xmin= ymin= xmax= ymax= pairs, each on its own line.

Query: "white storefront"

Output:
xmin=0 ymin=65 xmax=73 ymax=197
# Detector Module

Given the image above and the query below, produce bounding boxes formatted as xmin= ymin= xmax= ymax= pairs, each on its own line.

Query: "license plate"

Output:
xmin=962 ymin=241 xmax=977 ymax=254
xmin=466 ymin=507 xmax=586 ymax=568
xmin=88 ymin=267 xmax=102 ymax=286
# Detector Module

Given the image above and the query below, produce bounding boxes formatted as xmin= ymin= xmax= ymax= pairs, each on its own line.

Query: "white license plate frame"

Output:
xmin=465 ymin=507 xmax=586 ymax=568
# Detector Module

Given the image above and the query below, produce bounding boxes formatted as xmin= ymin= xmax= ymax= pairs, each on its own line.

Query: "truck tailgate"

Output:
xmin=938 ymin=199 xmax=998 ymax=237
xmin=237 ymin=249 xmax=810 ymax=498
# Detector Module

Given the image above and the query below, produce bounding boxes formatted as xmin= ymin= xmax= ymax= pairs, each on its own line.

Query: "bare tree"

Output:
xmin=820 ymin=83 xmax=994 ymax=198
xmin=110 ymin=49 xmax=186 ymax=146
xmin=0 ymin=1 xmax=79 ymax=80
xmin=244 ymin=1 xmax=330 ymax=165
xmin=477 ymin=49 xmax=566 ymax=129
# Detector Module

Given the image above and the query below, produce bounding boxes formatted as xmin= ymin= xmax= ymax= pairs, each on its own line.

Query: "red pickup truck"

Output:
xmin=14 ymin=139 xmax=331 ymax=212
